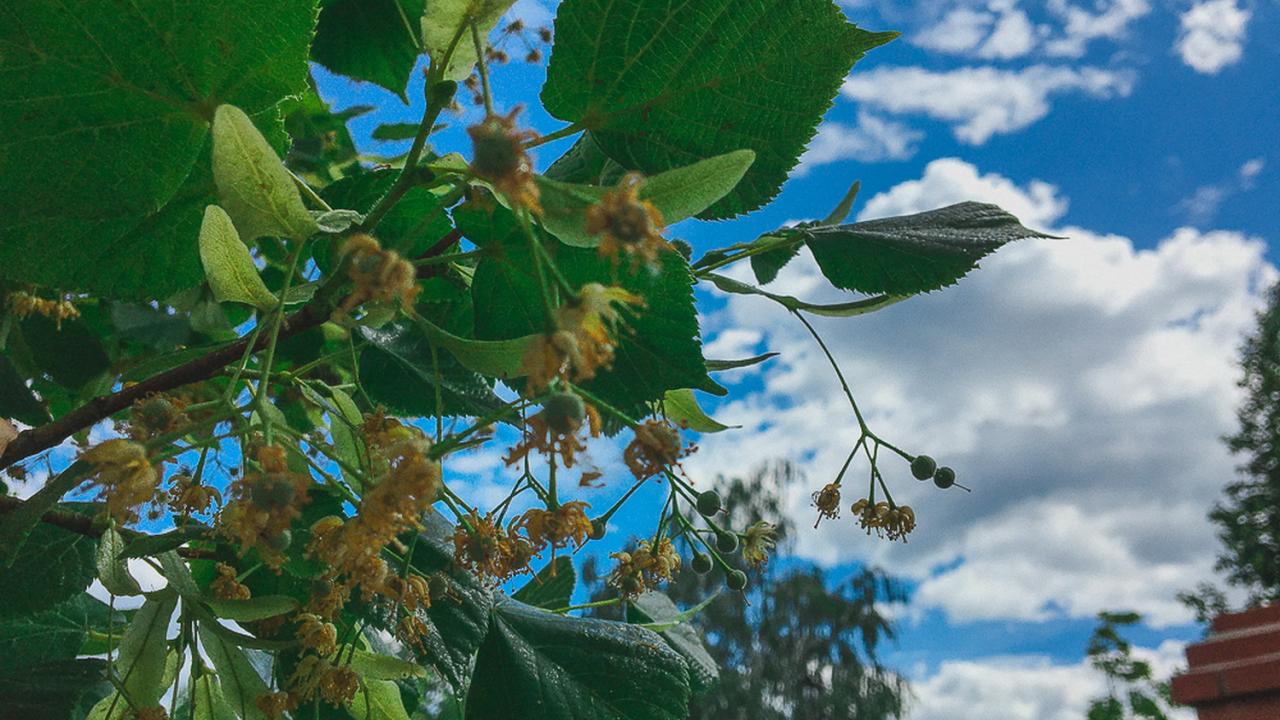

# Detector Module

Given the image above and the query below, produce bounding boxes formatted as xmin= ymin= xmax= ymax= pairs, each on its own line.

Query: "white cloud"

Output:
xmin=979 ymin=9 xmax=1038 ymax=59
xmin=688 ymin=158 xmax=1275 ymax=626
xmin=1045 ymin=0 xmax=1152 ymax=57
xmin=842 ymin=65 xmax=1134 ymax=144
xmin=904 ymin=0 xmax=1147 ymax=59
xmin=1176 ymin=0 xmax=1251 ymax=74
xmin=1176 ymin=155 xmax=1267 ymax=224
xmin=911 ymin=643 xmax=1193 ymax=720
xmin=1239 ymin=157 xmax=1264 ymax=188
xmin=796 ymin=112 xmax=923 ymax=174
xmin=914 ymin=8 xmax=998 ymax=54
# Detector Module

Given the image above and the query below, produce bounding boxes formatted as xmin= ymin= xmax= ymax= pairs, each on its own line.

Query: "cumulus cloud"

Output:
xmin=688 ymin=158 xmax=1275 ymax=626
xmin=911 ymin=643 xmax=1193 ymax=720
xmin=1177 ymin=156 xmax=1268 ymax=224
xmin=1176 ymin=0 xmax=1251 ymax=74
xmin=796 ymin=112 xmax=923 ymax=174
xmin=1044 ymin=0 xmax=1152 ymax=57
xmin=842 ymin=65 xmax=1135 ymax=144
xmin=903 ymin=0 xmax=1147 ymax=59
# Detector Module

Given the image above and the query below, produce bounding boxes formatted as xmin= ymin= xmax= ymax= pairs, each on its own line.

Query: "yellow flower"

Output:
xmin=520 ymin=285 xmax=643 ymax=392
xmin=741 ymin=520 xmax=778 ymax=567
xmin=515 ymin=501 xmax=593 ymax=554
xmin=811 ymin=482 xmax=841 ymax=527
xmin=336 ymin=234 xmax=420 ymax=317
xmin=81 ymin=439 xmax=160 ymax=524
xmin=296 ymin=613 xmax=338 ymax=657
xmin=607 ymin=538 xmax=681 ymax=599
xmin=586 ymin=173 xmax=668 ymax=269
xmin=622 ymin=420 xmax=688 ymax=480
xmin=467 ymin=109 xmax=541 ymax=213
xmin=210 ymin=562 xmax=251 ymax=601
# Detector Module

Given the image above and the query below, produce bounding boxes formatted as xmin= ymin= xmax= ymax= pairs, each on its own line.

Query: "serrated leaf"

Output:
xmin=97 ymin=526 xmax=142 ymax=597
xmin=349 ymin=649 xmax=428 ymax=681
xmin=349 ymin=678 xmax=412 ymax=720
xmin=205 ymin=595 xmax=300 ymax=622
xmin=627 ymin=592 xmax=719 ymax=694
xmin=802 ymin=202 xmax=1053 ymax=295
xmin=544 ymin=133 xmax=627 ymax=185
xmin=213 ymin=105 xmax=319 ymax=242
xmin=0 ymin=594 xmax=98 ymax=672
xmin=198 ymin=622 xmax=270 ymax=720
xmin=421 ymin=0 xmax=517 ymax=81
xmin=542 ymin=0 xmax=894 ymax=218
xmin=199 ymin=206 xmax=279 ymax=310
xmin=117 ymin=590 xmax=178 ymax=707
xmin=0 ymin=1 xmax=316 ymax=298
xmin=0 ymin=658 xmax=109 ymax=719
xmin=0 ymin=520 xmax=98 ymax=619
xmin=313 ymin=0 xmax=425 ymax=100
xmin=533 ymin=150 xmax=756 ymax=248
xmin=21 ymin=315 xmax=112 ymax=391
xmin=0 ymin=354 xmax=48 ymax=426
xmin=466 ymin=597 xmax=691 ymax=720
xmin=748 ymin=234 xmax=805 ymax=285
xmin=706 ymin=273 xmax=905 ymax=318
xmin=512 ymin=557 xmax=575 ymax=610
xmin=662 ymin=389 xmax=735 ymax=433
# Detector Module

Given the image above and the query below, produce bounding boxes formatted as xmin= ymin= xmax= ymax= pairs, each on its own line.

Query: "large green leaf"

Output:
xmin=117 ymin=590 xmax=178 ymax=707
xmin=466 ymin=597 xmax=691 ymax=720
xmin=0 ymin=521 xmax=98 ymax=620
xmin=313 ymin=0 xmax=425 ymax=100
xmin=801 ymin=202 xmax=1053 ymax=295
xmin=0 ymin=658 xmax=109 ymax=719
xmin=626 ymin=592 xmax=719 ymax=694
xmin=20 ymin=315 xmax=111 ymax=391
xmin=402 ymin=511 xmax=494 ymax=693
xmin=541 ymin=0 xmax=894 ymax=218
xmin=198 ymin=621 xmax=271 ymax=720
xmin=359 ymin=321 xmax=510 ymax=418
xmin=0 ymin=0 xmax=317 ymax=298
xmin=0 ymin=593 xmax=99 ymax=672
xmin=317 ymin=169 xmax=454 ymax=271
xmin=512 ymin=557 xmax=575 ymax=611
xmin=535 ymin=151 xmax=755 ymax=248
xmin=0 ymin=353 xmax=49 ymax=426
xmin=348 ymin=678 xmax=412 ymax=720
xmin=421 ymin=0 xmax=517 ymax=81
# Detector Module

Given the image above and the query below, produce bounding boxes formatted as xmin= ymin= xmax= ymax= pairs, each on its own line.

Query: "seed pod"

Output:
xmin=695 ymin=490 xmax=721 ymax=517
xmin=933 ymin=466 xmax=956 ymax=489
xmin=691 ymin=553 xmax=713 ymax=574
xmin=911 ymin=455 xmax=937 ymax=481
xmin=542 ymin=392 xmax=586 ymax=434
xmin=715 ymin=531 xmax=739 ymax=554
xmin=725 ymin=569 xmax=748 ymax=591
xmin=211 ymin=105 xmax=318 ymax=242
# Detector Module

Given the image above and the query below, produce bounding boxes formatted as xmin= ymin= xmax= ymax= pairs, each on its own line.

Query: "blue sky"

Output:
xmin=307 ymin=1 xmax=1280 ymax=717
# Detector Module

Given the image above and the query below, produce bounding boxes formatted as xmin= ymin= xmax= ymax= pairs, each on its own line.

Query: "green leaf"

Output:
xmin=156 ymin=550 xmax=202 ymax=599
xmin=198 ymin=621 xmax=271 ymax=720
xmin=327 ymin=386 xmax=367 ymax=492
xmin=213 ymin=105 xmax=319 ymax=242
xmin=512 ymin=557 xmax=575 ymax=610
xmin=117 ymin=590 xmax=178 ymax=707
xmin=466 ymin=597 xmax=691 ymax=720
xmin=822 ymin=179 xmax=862 ymax=226
xmin=0 ymin=353 xmax=49 ymax=426
xmin=402 ymin=511 xmax=495 ymax=692
xmin=662 ymin=389 xmax=735 ymax=433
xmin=313 ymin=0 xmax=425 ymax=100
xmin=317 ymin=169 xmax=453 ymax=269
xmin=801 ymin=202 xmax=1053 ymax=295
xmin=0 ymin=520 xmax=97 ymax=619
xmin=122 ymin=526 xmax=211 ymax=559
xmin=704 ymin=353 xmax=777 ymax=372
xmin=349 ymin=648 xmax=428 ymax=681
xmin=534 ymin=150 xmax=756 ymax=248
xmin=0 ymin=1 xmax=316 ymax=298
xmin=204 ymin=595 xmax=300 ymax=622
xmin=358 ymin=321 xmax=512 ymax=418
xmin=706 ymin=272 xmax=905 ymax=318
xmin=349 ymin=678 xmax=412 ymax=720
xmin=111 ymin=303 xmax=194 ymax=350
xmin=544 ymin=133 xmax=626 ymax=185
xmin=199 ymin=205 xmax=280 ymax=310
xmin=372 ymin=122 xmax=425 ymax=141
xmin=0 ymin=658 xmax=109 ymax=719
xmin=748 ymin=234 xmax=804 ymax=285
xmin=97 ymin=526 xmax=143 ymax=597
xmin=627 ymin=592 xmax=719 ymax=694
xmin=0 ymin=594 xmax=98 ymax=672
xmin=20 ymin=315 xmax=111 ymax=391
xmin=421 ymin=0 xmax=517 ymax=81
xmin=542 ymin=0 xmax=894 ymax=218
xmin=191 ymin=675 xmax=240 ymax=720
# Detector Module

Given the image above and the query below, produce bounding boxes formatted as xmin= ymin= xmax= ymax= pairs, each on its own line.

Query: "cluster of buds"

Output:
xmin=607 ymin=538 xmax=681 ymax=599
xmin=504 ymin=391 xmax=601 ymax=469
xmin=586 ymin=173 xmax=669 ymax=270
xmin=336 ymin=234 xmax=419 ymax=317
xmin=850 ymin=499 xmax=916 ymax=542
xmin=210 ymin=562 xmax=251 ymax=601
xmin=452 ymin=511 xmax=539 ymax=582
xmin=167 ymin=473 xmax=222 ymax=515
xmin=126 ymin=394 xmax=189 ymax=441
xmin=6 ymin=290 xmax=79 ymax=329
xmin=467 ymin=109 xmax=541 ymax=213
xmin=521 ymin=284 xmax=643 ymax=392
xmin=80 ymin=439 xmax=162 ymax=524
xmin=216 ymin=445 xmax=312 ymax=568
xmin=622 ymin=420 xmax=692 ymax=480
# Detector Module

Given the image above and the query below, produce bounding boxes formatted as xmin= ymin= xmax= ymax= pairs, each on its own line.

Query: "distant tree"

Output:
xmin=583 ymin=462 xmax=908 ymax=720
xmin=1082 ymin=612 xmax=1175 ymax=720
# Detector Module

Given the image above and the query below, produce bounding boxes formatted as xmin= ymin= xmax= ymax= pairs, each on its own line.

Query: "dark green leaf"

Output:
xmin=97 ymin=526 xmax=142 ymax=597
xmin=0 ymin=520 xmax=97 ymax=620
xmin=312 ymin=0 xmax=424 ymax=100
xmin=542 ymin=0 xmax=894 ymax=218
xmin=707 ymin=272 xmax=905 ymax=317
xmin=0 ymin=353 xmax=49 ymax=426
xmin=802 ymin=202 xmax=1052 ymax=295
xmin=0 ymin=658 xmax=109 ymax=719
xmin=748 ymin=235 xmax=804 ymax=285
xmin=0 ymin=594 xmax=100 ymax=672
xmin=544 ymin=134 xmax=626 ymax=186
xmin=21 ymin=315 xmax=111 ymax=390
xmin=359 ymin=322 xmax=508 ymax=418
xmin=317 ymin=170 xmax=453 ymax=270
xmin=122 ymin=526 xmax=211 ymax=559
xmin=627 ymin=592 xmax=719 ymax=694
xmin=512 ymin=557 xmax=575 ymax=610
xmin=205 ymin=595 xmax=300 ymax=622
xmin=466 ymin=597 xmax=691 ymax=720
xmin=110 ymin=303 xmax=193 ymax=350
xmin=704 ymin=353 xmax=777 ymax=372
xmin=0 ymin=0 xmax=317 ymax=298
xmin=198 ymin=621 xmax=270 ymax=720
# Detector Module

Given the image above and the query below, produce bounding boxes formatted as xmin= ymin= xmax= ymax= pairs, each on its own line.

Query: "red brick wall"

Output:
xmin=1171 ymin=604 xmax=1280 ymax=719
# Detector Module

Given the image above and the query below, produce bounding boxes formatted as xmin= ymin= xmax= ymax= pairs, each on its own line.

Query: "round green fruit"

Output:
xmin=911 ymin=455 xmax=937 ymax=480
xmin=695 ymin=490 xmax=722 ymax=517
xmin=691 ymin=553 xmax=713 ymax=574
xmin=933 ymin=466 xmax=956 ymax=489
xmin=716 ymin=532 xmax=739 ymax=554
xmin=726 ymin=569 xmax=748 ymax=591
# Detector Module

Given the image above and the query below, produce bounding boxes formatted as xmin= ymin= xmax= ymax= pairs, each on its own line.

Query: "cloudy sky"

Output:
xmin=313 ymin=0 xmax=1280 ymax=717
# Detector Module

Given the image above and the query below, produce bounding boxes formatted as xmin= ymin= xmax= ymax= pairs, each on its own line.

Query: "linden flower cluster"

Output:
xmin=6 ymin=290 xmax=79 ymax=328
xmin=167 ymin=473 xmax=222 ymax=515
xmin=467 ymin=109 xmax=540 ymax=213
xmin=126 ymin=394 xmax=189 ymax=441
xmin=307 ymin=415 xmax=441 ymax=603
xmin=521 ymin=283 xmax=643 ymax=392
xmin=80 ymin=439 xmax=161 ymax=524
xmin=286 ymin=654 xmax=360 ymax=708
xmin=216 ymin=445 xmax=313 ymax=569
xmin=623 ymin=420 xmax=691 ymax=480
xmin=850 ymin=499 xmax=916 ymax=542
xmin=811 ymin=482 xmax=841 ymax=527
xmin=607 ymin=538 xmax=681 ymax=599
xmin=337 ymin=234 xmax=419 ymax=316
xmin=741 ymin=520 xmax=779 ymax=567
xmin=503 ymin=391 xmax=601 ymax=469
xmin=453 ymin=501 xmax=592 ymax=582
xmin=586 ymin=173 xmax=669 ymax=269
xmin=210 ymin=562 xmax=251 ymax=600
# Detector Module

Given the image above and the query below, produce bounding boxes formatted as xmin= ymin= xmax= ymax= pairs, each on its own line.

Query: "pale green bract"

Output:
xmin=212 ymin=105 xmax=319 ymax=242
xmin=421 ymin=0 xmax=517 ymax=81
xmin=198 ymin=206 xmax=280 ymax=311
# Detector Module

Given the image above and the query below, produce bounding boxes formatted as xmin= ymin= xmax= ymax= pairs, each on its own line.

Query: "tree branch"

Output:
xmin=0 ymin=495 xmax=216 ymax=559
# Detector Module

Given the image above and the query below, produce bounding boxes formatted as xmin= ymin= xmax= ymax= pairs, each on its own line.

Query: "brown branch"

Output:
xmin=0 ymin=302 xmax=329 ymax=471
xmin=0 ymin=495 xmax=216 ymax=559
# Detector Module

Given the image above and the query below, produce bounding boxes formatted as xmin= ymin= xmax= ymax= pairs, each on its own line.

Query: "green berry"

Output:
xmin=911 ymin=455 xmax=937 ymax=480
xmin=542 ymin=392 xmax=586 ymax=434
xmin=725 ymin=569 xmax=748 ymax=591
xmin=933 ymin=466 xmax=956 ymax=489
xmin=266 ymin=529 xmax=292 ymax=552
xmin=692 ymin=553 xmax=713 ymax=574
xmin=589 ymin=520 xmax=607 ymax=540
xmin=695 ymin=491 xmax=722 ymax=517
xmin=715 ymin=532 xmax=739 ymax=554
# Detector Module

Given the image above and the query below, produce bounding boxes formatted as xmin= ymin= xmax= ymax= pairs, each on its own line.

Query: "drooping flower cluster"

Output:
xmin=6 ymin=290 xmax=79 ymax=328
xmin=850 ymin=499 xmax=916 ymax=541
xmin=210 ymin=562 xmax=251 ymax=601
xmin=452 ymin=511 xmax=539 ymax=582
xmin=337 ymin=234 xmax=419 ymax=316
xmin=503 ymin=391 xmax=601 ymax=469
xmin=216 ymin=445 xmax=313 ymax=569
xmin=80 ymin=439 xmax=161 ymax=524
xmin=811 ymin=482 xmax=841 ymax=527
xmin=514 ymin=501 xmax=593 ymax=557
xmin=287 ymin=655 xmax=360 ymax=708
xmin=607 ymin=538 xmax=681 ymax=599
xmin=586 ymin=173 xmax=668 ymax=269
xmin=467 ymin=109 xmax=541 ymax=213
xmin=522 ymin=284 xmax=643 ymax=392
xmin=167 ymin=473 xmax=222 ymax=515
xmin=622 ymin=420 xmax=690 ymax=480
